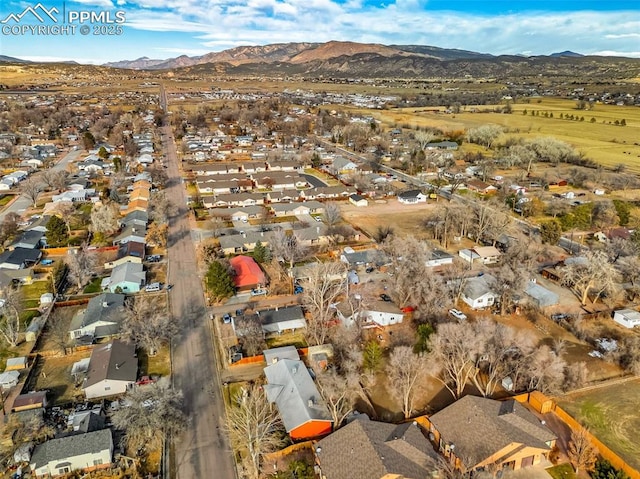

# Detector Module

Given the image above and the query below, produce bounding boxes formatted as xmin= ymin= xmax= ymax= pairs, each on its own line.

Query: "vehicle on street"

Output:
xmin=449 ymin=309 xmax=467 ymax=321
xmin=380 ymin=293 xmax=392 ymax=302
xmin=314 ymin=216 xmax=322 ymax=222
xmin=166 ymin=284 xmax=173 ymax=291
xmin=145 ymin=282 xmax=161 ymax=292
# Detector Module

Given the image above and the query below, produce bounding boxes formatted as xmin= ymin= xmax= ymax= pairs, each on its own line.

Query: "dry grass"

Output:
xmin=31 ymin=351 xmax=92 ymax=405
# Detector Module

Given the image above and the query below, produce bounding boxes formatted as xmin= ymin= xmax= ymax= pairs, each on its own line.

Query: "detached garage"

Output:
xmin=525 ymin=281 xmax=559 ymax=308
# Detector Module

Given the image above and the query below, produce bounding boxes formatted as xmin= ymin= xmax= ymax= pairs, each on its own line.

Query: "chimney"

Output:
xmin=102 ymin=301 xmax=108 ymax=308
xmin=308 ymin=398 xmax=314 ymax=407
xmin=115 ymin=363 xmax=120 ymax=370
xmin=260 ymin=231 xmax=264 ymax=237
xmin=242 ymin=232 xmax=246 ymax=238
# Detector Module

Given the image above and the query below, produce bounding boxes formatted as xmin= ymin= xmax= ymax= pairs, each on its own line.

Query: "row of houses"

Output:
xmin=201 ymin=185 xmax=357 ymax=208
xmin=196 ymin=170 xmax=310 ymax=194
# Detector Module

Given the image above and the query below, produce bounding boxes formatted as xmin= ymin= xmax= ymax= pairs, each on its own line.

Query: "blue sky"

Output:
xmin=1 ymin=0 xmax=639 ymax=63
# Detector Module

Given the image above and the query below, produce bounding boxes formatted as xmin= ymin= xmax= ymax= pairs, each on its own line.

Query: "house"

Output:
xmin=305 ymin=185 xmax=356 ymax=200
xmin=263 ymin=356 xmax=332 ymax=440
xmin=426 ymin=249 xmax=454 ymax=268
xmin=263 ymin=346 xmax=300 ymax=364
xmin=104 ymin=241 xmax=145 ymax=269
xmin=359 ymin=301 xmax=404 ymax=328
xmin=121 ymin=198 xmax=149 ymax=216
xmin=340 ymin=248 xmax=385 ymax=268
xmin=461 ymin=275 xmax=497 ymax=310
xmin=613 ymin=309 xmax=640 ymax=329
xmin=331 ymin=157 xmax=358 ymax=174
xmin=348 ymin=194 xmax=368 ymax=207
xmin=315 ymin=414 xmax=440 ymax=479
xmin=398 ymin=190 xmax=427 ymax=204
xmin=0 ymin=247 xmax=42 ymax=270
xmin=270 ymin=201 xmax=325 ymax=217
xmin=256 ymin=306 xmax=306 ymax=334
xmin=119 ymin=210 xmax=148 ymax=229
xmin=459 ymin=246 xmax=501 ymax=266
xmin=113 ymin=225 xmax=146 ymax=246
xmin=12 ymin=391 xmax=48 ymax=412
xmin=594 ymin=227 xmax=631 ymax=243
xmin=5 ymin=356 xmax=27 ymax=371
xmin=10 ymin=230 xmax=45 ymax=250
xmin=466 ymin=179 xmax=498 ymax=195
xmin=266 ymin=189 xmax=303 ymax=203
xmin=230 ymin=255 xmax=266 ymax=292
xmin=68 ymin=293 xmax=126 ymax=341
xmin=30 ymin=429 xmax=113 ymax=478
xmin=204 ymin=192 xmax=265 ymax=208
xmin=427 ymin=141 xmax=459 ymax=150
xmin=83 ymin=340 xmax=138 ymax=399
xmin=107 ymin=262 xmax=145 ymax=293
xmin=426 ymin=396 xmax=557 ymax=472
xmin=524 ymin=281 xmax=559 ymax=308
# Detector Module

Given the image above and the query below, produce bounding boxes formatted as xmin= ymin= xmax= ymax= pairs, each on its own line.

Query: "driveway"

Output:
xmin=301 ymin=173 xmax=327 ymax=188
xmin=160 ymin=88 xmax=235 ymax=479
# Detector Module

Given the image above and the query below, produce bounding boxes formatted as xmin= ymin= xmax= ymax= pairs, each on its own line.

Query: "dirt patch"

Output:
xmin=339 ymin=199 xmax=437 ymax=238
xmin=30 ymin=351 xmax=92 ymax=405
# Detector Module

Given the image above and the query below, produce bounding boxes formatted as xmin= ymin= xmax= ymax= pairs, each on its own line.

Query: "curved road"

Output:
xmin=161 ymin=103 xmax=235 ymax=477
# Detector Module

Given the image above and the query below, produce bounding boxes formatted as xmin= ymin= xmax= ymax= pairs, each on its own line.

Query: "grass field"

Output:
xmin=348 ymin=97 xmax=640 ymax=173
xmin=558 ymin=379 xmax=640 ymax=471
xmin=546 ymin=464 xmax=576 ymax=479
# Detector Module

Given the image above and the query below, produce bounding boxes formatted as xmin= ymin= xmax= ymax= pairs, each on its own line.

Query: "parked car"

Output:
xmin=166 ymin=284 xmax=173 ymax=291
xmin=250 ymin=288 xmax=268 ymax=296
xmin=145 ymin=282 xmax=161 ymax=292
xmin=365 ymin=266 xmax=375 ymax=273
xmin=314 ymin=216 xmax=322 ymax=222
xmin=222 ymin=313 xmax=232 ymax=324
xmin=294 ymin=285 xmax=304 ymax=294
xmin=40 ymin=259 xmax=54 ymax=266
xmin=379 ymin=293 xmax=392 ymax=302
xmin=449 ymin=309 xmax=467 ymax=321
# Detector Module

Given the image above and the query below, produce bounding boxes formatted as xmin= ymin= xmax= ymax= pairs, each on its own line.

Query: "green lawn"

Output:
xmin=546 ymin=464 xmax=576 ymax=479
xmin=21 ymin=280 xmax=52 ymax=299
xmin=0 ymin=194 xmax=14 ymax=207
xmin=83 ymin=277 xmax=104 ymax=294
xmin=138 ymin=345 xmax=172 ymax=377
xmin=558 ymin=379 xmax=640 ymax=471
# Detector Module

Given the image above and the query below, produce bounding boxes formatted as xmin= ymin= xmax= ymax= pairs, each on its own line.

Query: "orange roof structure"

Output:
xmin=230 ymin=255 xmax=266 ymax=290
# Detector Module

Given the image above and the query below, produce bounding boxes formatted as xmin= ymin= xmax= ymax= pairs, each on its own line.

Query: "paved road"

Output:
xmin=0 ymin=148 xmax=82 ymax=222
xmin=161 ymin=114 xmax=235 ymax=478
xmin=301 ymin=173 xmax=327 ymax=188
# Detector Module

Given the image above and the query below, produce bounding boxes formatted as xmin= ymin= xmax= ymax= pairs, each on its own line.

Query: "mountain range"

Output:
xmin=102 ymin=41 xmax=576 ymax=70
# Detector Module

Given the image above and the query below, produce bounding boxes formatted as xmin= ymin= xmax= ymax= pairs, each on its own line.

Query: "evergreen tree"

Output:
xmin=46 ymin=216 xmax=69 ymax=247
xmin=205 ymin=261 xmax=235 ymax=303
xmin=253 ymin=242 xmax=271 ymax=264
xmin=540 ymin=219 xmax=562 ymax=245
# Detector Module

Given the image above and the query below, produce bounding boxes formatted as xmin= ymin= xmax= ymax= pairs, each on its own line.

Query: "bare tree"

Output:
xmin=51 ymin=170 xmax=68 ymax=191
xmin=66 ymin=245 xmax=96 ymax=291
xmin=568 ymin=427 xmax=598 ymax=475
xmin=466 ymin=124 xmax=503 ymax=149
xmin=47 ymin=307 xmax=73 ymax=355
xmin=226 ymin=383 xmax=285 ymax=479
xmin=51 ymin=202 xmax=76 ymax=235
xmin=302 ymin=261 xmax=347 ymax=346
xmin=414 ymin=130 xmax=436 ymax=151
xmin=19 ymin=177 xmax=43 ymax=207
xmin=0 ymin=287 xmax=23 ymax=347
xmin=111 ymin=379 xmax=186 ymax=452
xmin=149 ymin=190 xmax=174 ymax=223
xmin=521 ymin=345 xmax=566 ymax=394
xmin=235 ymin=314 xmax=266 ymax=357
xmin=313 ymin=366 xmax=358 ymax=427
xmin=386 ymin=346 xmax=428 ymax=419
xmin=323 ymin=202 xmax=342 ymax=228
xmin=40 ymin=169 xmax=59 ymax=190
xmin=90 ymin=202 xmax=120 ymax=235
xmin=121 ymin=297 xmax=176 ymax=356
xmin=270 ymin=228 xmax=307 ymax=271
xmin=428 ymin=322 xmax=480 ymax=399
xmin=561 ymin=250 xmax=621 ymax=305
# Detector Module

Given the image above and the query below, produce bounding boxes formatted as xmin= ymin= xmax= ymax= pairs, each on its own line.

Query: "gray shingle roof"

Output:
xmin=263 ymin=358 xmax=331 ymax=433
xmin=428 ymin=396 xmax=556 ymax=469
xmin=30 ymin=429 xmax=113 ymax=470
xmin=258 ymin=306 xmax=305 ymax=326
xmin=69 ymin=293 xmax=125 ymax=333
xmin=316 ymin=414 xmax=439 ymax=479
xmin=83 ymin=340 xmax=137 ymax=389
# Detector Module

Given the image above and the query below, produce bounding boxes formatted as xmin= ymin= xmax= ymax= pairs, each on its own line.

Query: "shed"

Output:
xmin=40 ymin=293 xmax=54 ymax=305
xmin=524 ymin=282 xmax=559 ymax=308
xmin=613 ymin=309 xmax=640 ymax=329
xmin=0 ymin=370 xmax=20 ymax=389
xmin=25 ymin=316 xmax=46 ymax=342
xmin=5 ymin=356 xmax=27 ymax=371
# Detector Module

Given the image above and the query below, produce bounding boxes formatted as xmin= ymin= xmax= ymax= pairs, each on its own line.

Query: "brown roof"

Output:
xmin=117 ymin=241 xmax=145 ymax=260
xmin=83 ymin=340 xmax=137 ymax=389
xmin=315 ymin=414 xmax=439 ymax=479
xmin=428 ymin=396 xmax=556 ymax=469
xmin=12 ymin=391 xmax=47 ymax=410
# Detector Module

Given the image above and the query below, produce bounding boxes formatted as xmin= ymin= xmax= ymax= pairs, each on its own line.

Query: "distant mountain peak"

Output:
xmin=550 ymin=50 xmax=583 ymax=57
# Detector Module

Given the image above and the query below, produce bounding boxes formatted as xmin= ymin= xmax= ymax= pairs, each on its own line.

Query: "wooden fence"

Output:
xmin=521 ymin=391 xmax=640 ymax=479
xmin=263 ymin=441 xmax=314 ymax=462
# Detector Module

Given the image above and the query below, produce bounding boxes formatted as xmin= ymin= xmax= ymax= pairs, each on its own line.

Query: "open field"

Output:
xmin=339 ymin=198 xmax=437 ymax=238
xmin=348 ymin=98 xmax=640 ymax=173
xmin=558 ymin=379 xmax=640 ymax=471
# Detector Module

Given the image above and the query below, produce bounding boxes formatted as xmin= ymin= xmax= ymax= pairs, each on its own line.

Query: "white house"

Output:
xmin=398 ymin=190 xmax=427 ymax=204
xmin=30 ymin=429 xmax=113 ymax=478
xmin=613 ymin=309 xmax=640 ymax=329
xmin=82 ymin=340 xmax=138 ymax=399
xmin=461 ymin=275 xmax=497 ymax=310
xmin=348 ymin=194 xmax=368 ymax=207
xmin=426 ymin=249 xmax=454 ymax=268
xmin=361 ymin=301 xmax=404 ymax=327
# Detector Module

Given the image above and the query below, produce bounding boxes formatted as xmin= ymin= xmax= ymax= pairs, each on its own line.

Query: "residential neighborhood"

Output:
xmin=0 ymin=65 xmax=639 ymax=479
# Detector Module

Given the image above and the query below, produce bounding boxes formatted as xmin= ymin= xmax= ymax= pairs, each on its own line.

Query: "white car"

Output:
xmin=448 ymin=309 xmax=467 ymax=321
xmin=145 ymin=282 xmax=161 ymax=292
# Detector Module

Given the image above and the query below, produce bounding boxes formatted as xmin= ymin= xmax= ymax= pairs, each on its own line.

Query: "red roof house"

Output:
xmin=230 ymin=255 xmax=266 ymax=292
